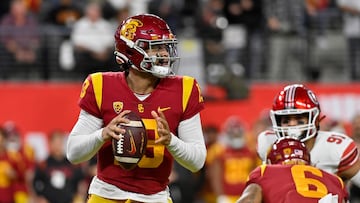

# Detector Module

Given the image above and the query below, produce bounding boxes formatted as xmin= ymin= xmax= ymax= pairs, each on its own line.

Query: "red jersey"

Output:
xmin=0 ymin=151 xmax=23 ymax=203
xmin=210 ymin=143 xmax=259 ymax=196
xmin=79 ymin=72 xmax=204 ymax=194
xmin=247 ymin=164 xmax=348 ymax=203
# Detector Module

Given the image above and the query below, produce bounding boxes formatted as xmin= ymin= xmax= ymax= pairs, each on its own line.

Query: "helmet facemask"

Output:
xmin=270 ymin=108 xmax=320 ymax=142
xmin=115 ymin=36 xmax=180 ymax=78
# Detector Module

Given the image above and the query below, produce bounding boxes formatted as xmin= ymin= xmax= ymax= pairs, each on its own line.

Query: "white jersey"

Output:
xmin=257 ymin=130 xmax=359 ymax=174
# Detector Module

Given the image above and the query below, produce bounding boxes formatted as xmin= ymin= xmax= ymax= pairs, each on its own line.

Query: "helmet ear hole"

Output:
xmin=116 ymin=56 xmax=125 ymax=64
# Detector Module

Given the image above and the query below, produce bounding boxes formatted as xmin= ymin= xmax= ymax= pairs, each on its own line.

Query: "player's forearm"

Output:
xmin=349 ymin=161 xmax=360 ymax=188
xmin=236 ymin=183 xmax=263 ymax=203
xmin=166 ymin=114 xmax=207 ymax=172
xmin=66 ymin=110 xmax=105 ymax=164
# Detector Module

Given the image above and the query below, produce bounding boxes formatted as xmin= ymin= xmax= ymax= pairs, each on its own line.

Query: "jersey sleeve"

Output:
xmin=246 ymin=165 xmax=264 ymax=186
xmin=338 ymin=141 xmax=359 ymax=173
xmin=181 ymin=76 xmax=204 ymax=120
xmin=256 ymin=131 xmax=277 ymax=162
xmin=78 ymin=73 xmax=102 ymax=118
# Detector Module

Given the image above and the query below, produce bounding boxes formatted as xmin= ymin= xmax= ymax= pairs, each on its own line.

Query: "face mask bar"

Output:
xmin=270 ymin=108 xmax=319 ymax=142
xmin=115 ymin=36 xmax=180 ymax=78
xmin=140 ymin=39 xmax=180 ymax=78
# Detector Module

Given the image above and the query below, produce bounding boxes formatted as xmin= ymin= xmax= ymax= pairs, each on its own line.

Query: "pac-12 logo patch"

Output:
xmin=113 ymin=101 xmax=123 ymax=114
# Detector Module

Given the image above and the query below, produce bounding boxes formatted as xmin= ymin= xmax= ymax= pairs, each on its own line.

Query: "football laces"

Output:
xmin=116 ymin=133 xmax=124 ymax=154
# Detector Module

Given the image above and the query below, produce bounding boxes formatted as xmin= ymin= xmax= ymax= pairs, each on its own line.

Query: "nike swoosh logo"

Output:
xmin=128 ymin=131 xmax=136 ymax=155
xmin=158 ymin=106 xmax=171 ymax=112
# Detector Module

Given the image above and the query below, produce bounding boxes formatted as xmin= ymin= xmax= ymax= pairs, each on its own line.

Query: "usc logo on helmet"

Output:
xmin=120 ymin=19 xmax=143 ymax=40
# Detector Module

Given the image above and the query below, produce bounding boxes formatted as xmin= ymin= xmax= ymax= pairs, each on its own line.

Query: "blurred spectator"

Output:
xmin=305 ymin=0 xmax=344 ymax=81
xmin=263 ymin=0 xmax=308 ymax=81
xmin=109 ymin=6 xmax=130 ymax=32
xmin=33 ymin=130 xmax=84 ymax=203
xmin=337 ymin=0 xmax=360 ymax=81
xmin=195 ymin=0 xmax=225 ymax=84
xmin=39 ymin=0 xmax=84 ymax=75
xmin=349 ymin=113 xmax=360 ymax=203
xmin=42 ymin=0 xmax=82 ymax=33
xmin=222 ymin=0 xmax=265 ymax=80
xmin=24 ymin=0 xmax=42 ymax=14
xmin=306 ymin=0 xmax=331 ymax=38
xmin=148 ymin=0 xmax=182 ymax=34
xmin=71 ymin=1 xmax=116 ymax=79
xmin=206 ymin=116 xmax=260 ymax=203
xmin=221 ymin=0 xmax=248 ymax=98
xmin=0 ymin=0 xmax=11 ymax=19
xmin=0 ymin=127 xmax=23 ymax=203
xmin=3 ymin=121 xmax=36 ymax=203
xmin=0 ymin=0 xmax=40 ymax=79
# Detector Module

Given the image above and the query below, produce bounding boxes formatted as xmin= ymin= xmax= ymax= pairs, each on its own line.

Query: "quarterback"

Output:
xmin=66 ymin=14 xmax=206 ymax=203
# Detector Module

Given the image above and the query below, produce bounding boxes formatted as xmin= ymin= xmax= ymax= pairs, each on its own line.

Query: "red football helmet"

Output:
xmin=221 ymin=116 xmax=245 ymax=149
xmin=266 ymin=137 xmax=310 ymax=165
xmin=114 ymin=14 xmax=179 ymax=78
xmin=270 ymin=84 xmax=321 ymax=142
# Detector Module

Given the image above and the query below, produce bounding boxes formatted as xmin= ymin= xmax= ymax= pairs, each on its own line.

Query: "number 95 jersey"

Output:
xmin=257 ymin=130 xmax=359 ymax=175
xmin=78 ymin=72 xmax=204 ymax=195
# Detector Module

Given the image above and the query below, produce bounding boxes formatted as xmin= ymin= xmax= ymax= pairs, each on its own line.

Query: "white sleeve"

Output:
xmin=257 ymin=131 xmax=278 ymax=163
xmin=166 ymin=113 xmax=207 ymax=173
xmin=350 ymin=168 xmax=360 ymax=188
xmin=66 ymin=109 xmax=105 ymax=164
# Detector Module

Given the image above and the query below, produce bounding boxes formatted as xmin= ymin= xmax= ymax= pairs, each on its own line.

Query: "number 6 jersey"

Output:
xmin=246 ymin=164 xmax=348 ymax=203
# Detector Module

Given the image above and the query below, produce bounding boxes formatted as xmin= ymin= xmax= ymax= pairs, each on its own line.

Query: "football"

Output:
xmin=112 ymin=111 xmax=147 ymax=170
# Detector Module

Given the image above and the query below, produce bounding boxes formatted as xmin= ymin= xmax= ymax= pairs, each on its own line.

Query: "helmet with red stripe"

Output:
xmin=270 ymin=84 xmax=321 ymax=142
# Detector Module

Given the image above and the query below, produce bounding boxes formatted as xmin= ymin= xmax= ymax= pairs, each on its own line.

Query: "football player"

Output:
xmin=256 ymin=84 xmax=360 ymax=188
xmin=207 ymin=116 xmax=260 ymax=203
xmin=237 ymin=137 xmax=348 ymax=203
xmin=66 ymin=14 xmax=206 ymax=203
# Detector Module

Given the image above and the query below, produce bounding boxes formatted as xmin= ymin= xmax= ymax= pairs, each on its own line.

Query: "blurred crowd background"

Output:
xmin=0 ymin=0 xmax=359 ymax=99
xmin=1 ymin=0 xmax=360 ymax=203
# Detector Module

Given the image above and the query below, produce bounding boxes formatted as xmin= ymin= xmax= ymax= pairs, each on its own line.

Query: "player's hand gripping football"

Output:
xmin=102 ymin=110 xmax=131 ymax=141
xmin=152 ymin=109 xmax=171 ymax=146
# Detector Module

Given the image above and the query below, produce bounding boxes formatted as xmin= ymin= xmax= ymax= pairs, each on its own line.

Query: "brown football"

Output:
xmin=112 ymin=111 xmax=147 ymax=170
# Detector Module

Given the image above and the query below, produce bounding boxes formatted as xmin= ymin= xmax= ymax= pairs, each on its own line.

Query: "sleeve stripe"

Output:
xmin=182 ymin=76 xmax=194 ymax=112
xmin=338 ymin=143 xmax=359 ymax=173
xmin=90 ymin=73 xmax=103 ymax=110
xmin=260 ymin=164 xmax=267 ymax=177
xmin=336 ymin=176 xmax=345 ymax=189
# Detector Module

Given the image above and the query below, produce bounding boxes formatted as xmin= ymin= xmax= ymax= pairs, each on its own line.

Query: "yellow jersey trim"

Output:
xmin=182 ymin=76 xmax=194 ymax=112
xmin=260 ymin=164 xmax=267 ymax=176
xmin=91 ymin=73 xmax=103 ymax=110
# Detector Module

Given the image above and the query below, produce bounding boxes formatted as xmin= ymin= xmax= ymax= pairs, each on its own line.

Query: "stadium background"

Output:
xmin=1 ymin=82 xmax=359 ymax=160
xmin=1 ymin=0 xmax=360 ymax=202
